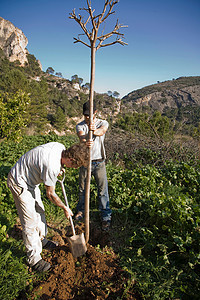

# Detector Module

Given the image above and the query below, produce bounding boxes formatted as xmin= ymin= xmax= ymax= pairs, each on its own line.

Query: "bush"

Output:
xmin=0 ymin=248 xmax=31 ymax=300
xmin=0 ymin=136 xmax=199 ymax=299
xmin=108 ymin=163 xmax=200 ymax=299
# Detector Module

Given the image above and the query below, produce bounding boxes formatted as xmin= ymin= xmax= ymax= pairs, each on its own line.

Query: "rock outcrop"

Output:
xmin=121 ymin=76 xmax=200 ymax=114
xmin=0 ymin=17 xmax=28 ymax=65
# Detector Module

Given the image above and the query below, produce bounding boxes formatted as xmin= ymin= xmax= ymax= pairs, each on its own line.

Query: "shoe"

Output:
xmin=102 ymin=220 xmax=111 ymax=232
xmin=75 ymin=211 xmax=84 ymax=220
xmin=43 ymin=240 xmax=59 ymax=250
xmin=32 ymin=259 xmax=51 ymax=272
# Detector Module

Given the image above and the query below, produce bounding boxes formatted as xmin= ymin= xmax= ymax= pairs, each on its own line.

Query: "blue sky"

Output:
xmin=1 ymin=0 xmax=200 ymax=98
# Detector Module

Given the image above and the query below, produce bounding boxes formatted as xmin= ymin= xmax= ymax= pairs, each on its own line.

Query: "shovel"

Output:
xmin=58 ymin=174 xmax=87 ymax=258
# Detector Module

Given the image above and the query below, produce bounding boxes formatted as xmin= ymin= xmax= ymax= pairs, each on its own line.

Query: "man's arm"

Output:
xmin=77 ymin=130 xmax=87 ymax=142
xmin=77 ymin=122 xmax=108 ymax=147
xmin=76 ymin=130 xmax=93 ymax=148
xmin=45 ymin=185 xmax=73 ymax=218
xmin=91 ymin=124 xmax=108 ymax=136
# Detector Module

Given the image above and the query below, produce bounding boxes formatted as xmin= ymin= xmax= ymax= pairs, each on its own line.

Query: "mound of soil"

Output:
xmin=15 ymin=221 xmax=139 ymax=300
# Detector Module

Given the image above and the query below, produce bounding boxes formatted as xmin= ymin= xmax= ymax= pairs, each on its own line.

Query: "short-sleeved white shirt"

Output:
xmin=10 ymin=142 xmax=65 ymax=189
xmin=76 ymin=118 xmax=108 ymax=160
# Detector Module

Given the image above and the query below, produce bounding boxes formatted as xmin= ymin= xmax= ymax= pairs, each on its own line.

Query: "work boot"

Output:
xmin=32 ymin=259 xmax=51 ymax=272
xmin=43 ymin=240 xmax=59 ymax=250
xmin=74 ymin=211 xmax=84 ymax=221
xmin=101 ymin=220 xmax=111 ymax=232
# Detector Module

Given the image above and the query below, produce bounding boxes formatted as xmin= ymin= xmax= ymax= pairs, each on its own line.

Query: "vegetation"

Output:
xmin=0 ymin=55 xmax=49 ymax=133
xmin=123 ymin=76 xmax=200 ymax=102
xmin=1 ymin=47 xmax=200 ymax=138
xmin=121 ymin=76 xmax=200 ymax=138
xmin=46 ymin=66 xmax=55 ymax=75
xmin=0 ymin=90 xmax=30 ymax=141
xmin=69 ymin=0 xmax=127 ymax=242
xmin=0 ymin=53 xmax=89 ymax=134
xmin=0 ymin=134 xmax=199 ymax=299
xmin=107 ymin=90 xmax=120 ymax=98
xmin=71 ymin=74 xmax=83 ymax=85
xmin=24 ymin=54 xmax=42 ymax=77
xmin=115 ymin=111 xmax=173 ymax=140
xmin=0 ymin=36 xmax=200 ymax=299
xmin=107 ymin=161 xmax=200 ymax=299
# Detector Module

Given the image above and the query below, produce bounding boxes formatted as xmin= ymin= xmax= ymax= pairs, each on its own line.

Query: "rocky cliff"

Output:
xmin=121 ymin=77 xmax=200 ymax=115
xmin=0 ymin=17 xmax=28 ymax=66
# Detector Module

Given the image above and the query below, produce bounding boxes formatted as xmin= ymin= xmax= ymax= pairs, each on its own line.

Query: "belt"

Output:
xmin=92 ymin=158 xmax=104 ymax=162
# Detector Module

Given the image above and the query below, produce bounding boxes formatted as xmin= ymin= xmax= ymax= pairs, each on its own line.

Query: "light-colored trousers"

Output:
xmin=7 ymin=172 xmax=48 ymax=266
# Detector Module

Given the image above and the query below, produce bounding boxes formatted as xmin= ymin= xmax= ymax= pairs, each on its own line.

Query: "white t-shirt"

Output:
xmin=76 ymin=118 xmax=108 ymax=160
xmin=10 ymin=142 xmax=65 ymax=189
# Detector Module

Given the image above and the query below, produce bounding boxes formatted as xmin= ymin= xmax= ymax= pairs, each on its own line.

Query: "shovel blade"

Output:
xmin=67 ymin=232 xmax=87 ymax=258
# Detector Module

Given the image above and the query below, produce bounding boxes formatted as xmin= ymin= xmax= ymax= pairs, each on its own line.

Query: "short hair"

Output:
xmin=63 ymin=143 xmax=89 ymax=168
xmin=83 ymin=101 xmax=96 ymax=116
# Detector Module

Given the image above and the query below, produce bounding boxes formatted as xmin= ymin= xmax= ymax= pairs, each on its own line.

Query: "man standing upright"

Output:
xmin=75 ymin=101 xmax=112 ymax=231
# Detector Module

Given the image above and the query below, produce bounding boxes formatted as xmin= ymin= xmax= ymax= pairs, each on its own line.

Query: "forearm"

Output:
xmin=93 ymin=127 xmax=107 ymax=136
xmin=45 ymin=186 xmax=72 ymax=218
xmin=78 ymin=128 xmax=106 ymax=139
xmin=47 ymin=192 xmax=65 ymax=209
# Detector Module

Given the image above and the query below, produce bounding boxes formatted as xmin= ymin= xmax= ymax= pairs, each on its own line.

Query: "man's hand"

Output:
xmin=89 ymin=121 xmax=96 ymax=131
xmin=89 ymin=121 xmax=108 ymax=137
xmin=63 ymin=206 xmax=73 ymax=219
xmin=57 ymin=168 xmax=65 ymax=179
xmin=86 ymin=139 xmax=94 ymax=148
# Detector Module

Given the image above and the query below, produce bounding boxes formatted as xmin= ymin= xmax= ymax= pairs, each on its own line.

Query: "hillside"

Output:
xmin=0 ymin=45 xmax=119 ymax=135
xmin=0 ymin=18 xmax=200 ymax=300
xmin=121 ymin=76 xmax=200 ymax=127
xmin=0 ymin=16 xmax=199 ymax=143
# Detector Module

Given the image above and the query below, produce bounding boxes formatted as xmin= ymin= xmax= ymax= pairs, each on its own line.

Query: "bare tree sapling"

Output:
xmin=69 ymin=0 xmax=127 ymax=242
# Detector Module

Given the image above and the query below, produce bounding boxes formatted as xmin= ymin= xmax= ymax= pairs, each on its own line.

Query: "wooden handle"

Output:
xmin=59 ymin=180 xmax=76 ymax=236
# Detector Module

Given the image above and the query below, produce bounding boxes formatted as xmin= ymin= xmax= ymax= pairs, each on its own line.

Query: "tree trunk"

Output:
xmin=85 ymin=43 xmax=96 ymax=243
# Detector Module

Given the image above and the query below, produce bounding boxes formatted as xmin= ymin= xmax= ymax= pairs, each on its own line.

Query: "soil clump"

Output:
xmin=14 ymin=220 xmax=139 ymax=299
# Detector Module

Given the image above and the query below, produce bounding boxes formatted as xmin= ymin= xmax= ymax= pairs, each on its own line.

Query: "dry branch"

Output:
xmin=69 ymin=0 xmax=128 ymax=50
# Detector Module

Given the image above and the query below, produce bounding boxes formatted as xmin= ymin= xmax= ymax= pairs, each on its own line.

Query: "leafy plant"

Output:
xmin=0 ymin=90 xmax=30 ymax=141
xmin=0 ymin=248 xmax=31 ymax=300
xmin=0 ymin=135 xmax=199 ymax=299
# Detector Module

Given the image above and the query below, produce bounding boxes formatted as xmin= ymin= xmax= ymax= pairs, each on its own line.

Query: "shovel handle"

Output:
xmin=58 ymin=175 xmax=76 ymax=236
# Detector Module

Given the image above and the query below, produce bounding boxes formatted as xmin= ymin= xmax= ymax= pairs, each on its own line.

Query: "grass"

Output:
xmin=0 ymin=135 xmax=199 ymax=299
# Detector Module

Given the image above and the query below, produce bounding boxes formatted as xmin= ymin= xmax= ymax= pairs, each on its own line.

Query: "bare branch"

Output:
xmin=86 ymin=0 xmax=97 ymax=31
xmin=69 ymin=9 xmax=92 ymax=40
xmin=84 ymin=15 xmax=91 ymax=27
xmin=73 ymin=37 xmax=90 ymax=48
xmin=69 ymin=1 xmax=127 ymax=47
xmin=96 ymin=19 xmax=128 ymax=50
xmin=96 ymin=38 xmax=128 ymax=50
xmin=97 ymin=28 xmax=124 ymax=41
xmin=99 ymin=0 xmax=119 ymax=25
xmin=98 ymin=19 xmax=127 ymax=40
xmin=87 ymin=0 xmax=91 ymax=8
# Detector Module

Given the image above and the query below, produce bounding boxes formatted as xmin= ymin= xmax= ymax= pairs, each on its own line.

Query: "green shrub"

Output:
xmin=0 ymin=248 xmax=30 ymax=300
xmin=109 ymin=163 xmax=200 ymax=299
xmin=0 ymin=136 xmax=199 ymax=299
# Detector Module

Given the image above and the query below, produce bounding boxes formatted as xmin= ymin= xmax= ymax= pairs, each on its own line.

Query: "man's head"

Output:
xmin=83 ymin=101 xmax=96 ymax=116
xmin=83 ymin=101 xmax=97 ymax=125
xmin=62 ymin=143 xmax=89 ymax=168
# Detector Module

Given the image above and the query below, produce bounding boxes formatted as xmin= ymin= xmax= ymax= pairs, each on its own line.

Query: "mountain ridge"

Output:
xmin=0 ymin=17 xmax=199 ymax=136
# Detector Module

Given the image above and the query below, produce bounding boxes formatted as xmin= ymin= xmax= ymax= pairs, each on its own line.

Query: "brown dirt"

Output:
xmin=14 ymin=220 xmax=139 ymax=300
